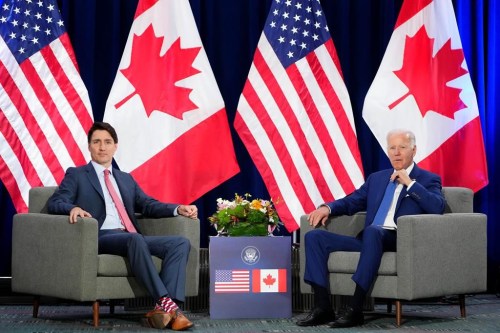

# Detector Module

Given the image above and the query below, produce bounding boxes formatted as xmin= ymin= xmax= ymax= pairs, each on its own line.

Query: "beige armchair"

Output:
xmin=299 ymin=187 xmax=487 ymax=326
xmin=11 ymin=186 xmax=200 ymax=327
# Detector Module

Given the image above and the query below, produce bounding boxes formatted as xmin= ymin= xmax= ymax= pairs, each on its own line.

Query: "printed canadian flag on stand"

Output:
xmin=252 ymin=269 xmax=287 ymax=293
xmin=104 ymin=0 xmax=239 ymax=203
xmin=363 ymin=0 xmax=488 ymax=192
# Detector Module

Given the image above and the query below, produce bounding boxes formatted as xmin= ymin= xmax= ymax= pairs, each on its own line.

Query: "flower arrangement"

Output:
xmin=208 ymin=193 xmax=281 ymax=236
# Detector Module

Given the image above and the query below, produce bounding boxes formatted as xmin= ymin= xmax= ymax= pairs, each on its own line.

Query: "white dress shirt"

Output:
xmin=382 ymin=163 xmax=415 ymax=230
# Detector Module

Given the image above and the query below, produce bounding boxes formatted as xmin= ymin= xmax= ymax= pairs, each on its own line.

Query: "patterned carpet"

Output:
xmin=1 ymin=294 xmax=499 ymax=332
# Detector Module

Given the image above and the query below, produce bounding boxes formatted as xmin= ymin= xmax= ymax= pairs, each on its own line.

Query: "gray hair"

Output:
xmin=386 ymin=129 xmax=416 ymax=148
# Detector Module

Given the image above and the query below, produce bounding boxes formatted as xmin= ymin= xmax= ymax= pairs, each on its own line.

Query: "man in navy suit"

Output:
xmin=296 ymin=129 xmax=445 ymax=328
xmin=48 ymin=122 xmax=197 ymax=330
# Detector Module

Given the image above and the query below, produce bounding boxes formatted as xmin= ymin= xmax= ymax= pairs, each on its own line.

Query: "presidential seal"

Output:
xmin=241 ymin=246 xmax=260 ymax=265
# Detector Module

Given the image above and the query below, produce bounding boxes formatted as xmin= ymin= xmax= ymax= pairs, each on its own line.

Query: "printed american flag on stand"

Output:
xmin=0 ymin=0 xmax=93 ymax=213
xmin=214 ymin=269 xmax=250 ymax=293
xmin=234 ymin=0 xmax=364 ymax=232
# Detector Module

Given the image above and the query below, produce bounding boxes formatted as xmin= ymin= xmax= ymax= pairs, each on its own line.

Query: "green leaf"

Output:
xmin=228 ymin=223 xmax=268 ymax=236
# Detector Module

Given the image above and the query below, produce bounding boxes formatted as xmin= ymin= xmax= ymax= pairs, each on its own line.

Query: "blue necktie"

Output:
xmin=372 ymin=181 xmax=397 ymax=226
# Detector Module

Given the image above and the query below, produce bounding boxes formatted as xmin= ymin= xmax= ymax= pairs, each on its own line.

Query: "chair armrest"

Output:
xmin=299 ymin=212 xmax=366 ymax=238
xmin=11 ymin=213 xmax=98 ymax=301
xmin=137 ymin=216 xmax=199 ymax=237
xmin=137 ymin=216 xmax=200 ymax=296
xmin=396 ymin=213 xmax=487 ymax=300
xmin=325 ymin=213 xmax=366 ymax=236
xmin=299 ymin=213 xmax=366 ymax=293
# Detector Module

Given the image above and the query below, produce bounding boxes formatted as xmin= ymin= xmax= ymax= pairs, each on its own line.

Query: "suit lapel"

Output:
xmin=113 ymin=169 xmax=133 ymax=211
xmin=84 ymin=163 xmax=105 ymax=200
xmin=395 ymin=164 xmax=421 ymax=211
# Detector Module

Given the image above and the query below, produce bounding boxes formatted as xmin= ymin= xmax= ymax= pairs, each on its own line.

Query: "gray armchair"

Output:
xmin=299 ymin=187 xmax=487 ymax=326
xmin=11 ymin=186 xmax=200 ymax=327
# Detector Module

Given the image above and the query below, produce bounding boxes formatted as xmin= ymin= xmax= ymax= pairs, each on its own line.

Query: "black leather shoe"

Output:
xmin=296 ymin=307 xmax=335 ymax=326
xmin=328 ymin=307 xmax=364 ymax=328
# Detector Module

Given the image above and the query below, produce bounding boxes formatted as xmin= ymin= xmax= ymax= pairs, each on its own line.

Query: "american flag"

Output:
xmin=234 ymin=0 xmax=364 ymax=232
xmin=0 ymin=0 xmax=93 ymax=212
xmin=214 ymin=269 xmax=250 ymax=293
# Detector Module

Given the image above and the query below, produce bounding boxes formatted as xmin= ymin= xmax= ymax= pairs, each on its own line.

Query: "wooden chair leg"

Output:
xmin=92 ymin=301 xmax=100 ymax=327
xmin=395 ymin=300 xmax=402 ymax=326
xmin=33 ymin=296 xmax=40 ymax=318
xmin=459 ymin=294 xmax=466 ymax=317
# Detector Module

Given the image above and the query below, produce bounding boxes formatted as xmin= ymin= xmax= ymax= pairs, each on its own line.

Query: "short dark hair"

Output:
xmin=87 ymin=122 xmax=118 ymax=144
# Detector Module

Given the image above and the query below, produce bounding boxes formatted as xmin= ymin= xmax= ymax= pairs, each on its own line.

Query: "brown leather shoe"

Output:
xmin=168 ymin=309 xmax=194 ymax=331
xmin=143 ymin=309 xmax=173 ymax=329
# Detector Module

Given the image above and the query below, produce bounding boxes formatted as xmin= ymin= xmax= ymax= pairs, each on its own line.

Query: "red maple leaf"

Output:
xmin=115 ymin=25 xmax=201 ymax=119
xmin=389 ymin=26 xmax=468 ymax=119
xmin=263 ymin=274 xmax=276 ymax=287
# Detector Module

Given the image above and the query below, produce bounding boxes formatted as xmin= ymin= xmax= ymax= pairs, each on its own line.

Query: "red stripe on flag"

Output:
xmin=242 ymin=80 xmax=316 ymax=210
xmin=234 ymin=112 xmax=301 ymax=232
xmin=326 ymin=37 xmax=344 ymax=80
xmin=253 ymin=48 xmax=333 ymax=201
xmin=321 ymin=39 xmax=364 ymax=174
xmin=289 ymin=53 xmax=357 ymax=196
xmin=0 ymin=156 xmax=28 ymax=213
xmin=42 ymin=36 xmax=94 ymax=133
xmin=0 ymin=110 xmax=42 ymax=188
xmin=283 ymin=63 xmax=340 ymax=201
xmin=130 ymin=109 xmax=239 ymax=204
xmin=22 ymin=54 xmax=87 ymax=168
xmin=0 ymin=61 xmax=65 ymax=183
xmin=278 ymin=269 xmax=287 ymax=292
xmin=58 ymin=34 xmax=94 ymax=132
xmin=418 ymin=117 xmax=488 ymax=192
xmin=252 ymin=269 xmax=261 ymax=293
xmin=59 ymin=33 xmax=82 ymax=72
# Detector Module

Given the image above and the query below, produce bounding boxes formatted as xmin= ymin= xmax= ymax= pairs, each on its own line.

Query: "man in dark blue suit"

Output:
xmin=48 ymin=122 xmax=197 ymax=330
xmin=296 ymin=129 xmax=445 ymax=328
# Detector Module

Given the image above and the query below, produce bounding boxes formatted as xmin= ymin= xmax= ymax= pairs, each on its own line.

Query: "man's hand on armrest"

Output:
xmin=177 ymin=205 xmax=198 ymax=219
xmin=69 ymin=207 xmax=92 ymax=224
xmin=307 ymin=205 xmax=330 ymax=228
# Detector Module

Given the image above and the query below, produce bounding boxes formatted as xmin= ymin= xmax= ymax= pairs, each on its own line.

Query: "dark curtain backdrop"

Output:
xmin=1 ymin=0 xmax=498 ymax=288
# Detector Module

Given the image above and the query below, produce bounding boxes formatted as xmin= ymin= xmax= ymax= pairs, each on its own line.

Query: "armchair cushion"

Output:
xmin=97 ymin=255 xmax=162 ymax=276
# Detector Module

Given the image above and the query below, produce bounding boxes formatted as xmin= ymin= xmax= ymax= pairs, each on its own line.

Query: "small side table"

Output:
xmin=209 ymin=236 xmax=292 ymax=319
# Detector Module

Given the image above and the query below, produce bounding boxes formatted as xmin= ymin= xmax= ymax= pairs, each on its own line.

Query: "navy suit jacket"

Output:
xmin=326 ymin=164 xmax=445 ymax=230
xmin=47 ymin=162 xmax=179 ymax=232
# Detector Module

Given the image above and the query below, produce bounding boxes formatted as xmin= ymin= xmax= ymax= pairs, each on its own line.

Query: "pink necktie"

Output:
xmin=104 ymin=169 xmax=137 ymax=233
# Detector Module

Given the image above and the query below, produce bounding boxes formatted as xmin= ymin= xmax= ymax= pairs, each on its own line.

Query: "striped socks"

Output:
xmin=155 ymin=296 xmax=179 ymax=313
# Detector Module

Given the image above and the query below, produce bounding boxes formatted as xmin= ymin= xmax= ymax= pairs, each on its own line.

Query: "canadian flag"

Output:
xmin=362 ymin=0 xmax=488 ymax=192
xmin=252 ymin=269 xmax=287 ymax=293
xmin=103 ymin=0 xmax=239 ymax=203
